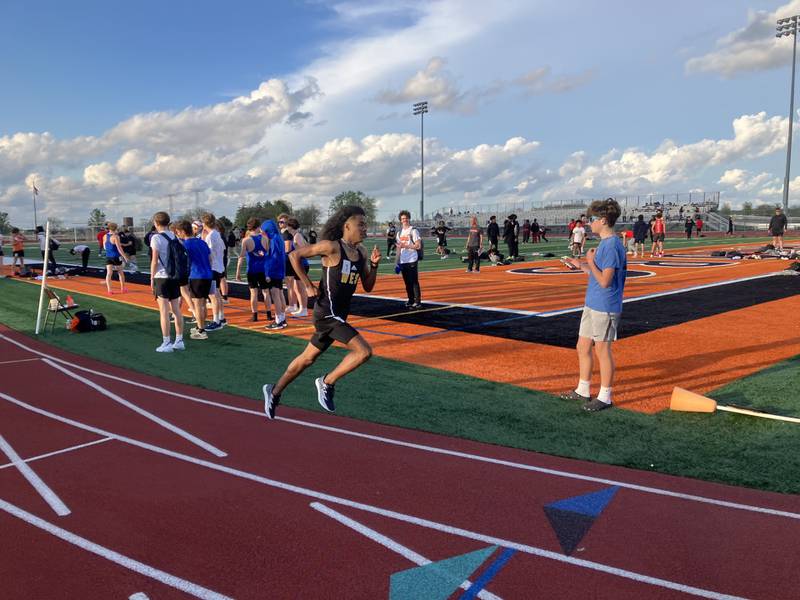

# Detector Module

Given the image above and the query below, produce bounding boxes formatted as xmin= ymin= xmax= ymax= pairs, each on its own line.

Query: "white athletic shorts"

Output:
xmin=578 ymin=307 xmax=620 ymax=342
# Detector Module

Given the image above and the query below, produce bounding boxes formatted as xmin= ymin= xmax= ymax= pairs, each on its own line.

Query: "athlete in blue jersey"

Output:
xmin=262 ymin=205 xmax=381 ymax=419
xmin=103 ymin=223 xmax=129 ymax=295
xmin=176 ymin=220 xmax=212 ymax=340
xmin=235 ymin=217 xmax=272 ymax=322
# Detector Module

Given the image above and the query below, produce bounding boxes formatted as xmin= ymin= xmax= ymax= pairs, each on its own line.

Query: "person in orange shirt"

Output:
xmin=11 ymin=228 xmax=25 ymax=275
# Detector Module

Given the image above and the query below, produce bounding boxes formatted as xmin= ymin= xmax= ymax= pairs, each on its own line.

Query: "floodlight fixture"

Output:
xmin=776 ymin=16 xmax=800 ymax=215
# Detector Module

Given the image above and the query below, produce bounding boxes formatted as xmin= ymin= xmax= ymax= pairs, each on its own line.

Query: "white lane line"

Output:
xmin=0 ymin=437 xmax=113 ymax=471
xmin=41 ymin=358 xmax=226 ymax=458
xmin=129 ymin=594 xmax=149 ymax=600
xmin=0 ymin=433 xmax=71 ymax=517
xmin=0 ymin=497 xmax=231 ymax=600
xmin=3 ymin=335 xmax=798 ymax=521
xmin=0 ymin=357 xmax=41 ymax=366
xmin=311 ymin=502 xmax=503 ymax=600
xmin=0 ymin=392 xmax=747 ymax=600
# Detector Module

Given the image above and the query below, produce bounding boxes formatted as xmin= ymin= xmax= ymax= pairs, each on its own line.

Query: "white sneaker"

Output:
xmin=286 ymin=305 xmax=298 ymax=314
xmin=172 ymin=340 xmax=185 ymax=351
xmin=290 ymin=308 xmax=308 ymax=317
xmin=156 ymin=342 xmax=173 ymax=353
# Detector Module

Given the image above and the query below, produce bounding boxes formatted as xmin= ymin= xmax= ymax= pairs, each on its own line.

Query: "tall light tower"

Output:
xmin=777 ymin=15 xmax=800 ymax=215
xmin=413 ymin=101 xmax=428 ymax=220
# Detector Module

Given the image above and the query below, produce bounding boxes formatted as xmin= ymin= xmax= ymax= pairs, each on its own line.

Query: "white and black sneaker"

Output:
xmin=314 ymin=376 xmax=336 ymax=412
xmin=263 ymin=384 xmax=280 ymax=420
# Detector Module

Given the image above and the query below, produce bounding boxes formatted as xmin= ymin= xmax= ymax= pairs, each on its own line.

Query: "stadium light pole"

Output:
xmin=777 ymin=16 xmax=800 ymax=216
xmin=413 ymin=101 xmax=428 ymax=220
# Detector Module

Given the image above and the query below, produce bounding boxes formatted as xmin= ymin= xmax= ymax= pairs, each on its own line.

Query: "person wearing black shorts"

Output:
xmin=149 ymin=211 xmax=185 ymax=353
xmin=176 ymin=220 xmax=212 ymax=339
xmin=235 ymin=217 xmax=271 ymax=322
xmin=262 ymin=205 xmax=381 ymax=419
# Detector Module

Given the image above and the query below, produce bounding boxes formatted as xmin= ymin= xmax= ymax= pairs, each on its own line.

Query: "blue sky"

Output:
xmin=0 ymin=0 xmax=797 ymax=226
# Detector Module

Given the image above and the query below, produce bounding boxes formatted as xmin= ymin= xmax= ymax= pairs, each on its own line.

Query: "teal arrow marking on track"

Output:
xmin=389 ymin=545 xmax=497 ymax=600
xmin=546 ymin=485 xmax=619 ymax=518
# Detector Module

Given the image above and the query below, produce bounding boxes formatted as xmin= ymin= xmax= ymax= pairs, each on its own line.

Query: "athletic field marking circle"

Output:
xmin=630 ymin=260 xmax=735 ymax=268
xmin=508 ymin=266 xmax=655 ymax=278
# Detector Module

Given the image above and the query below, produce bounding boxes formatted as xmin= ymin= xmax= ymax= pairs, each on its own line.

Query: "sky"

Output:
xmin=1 ymin=0 xmax=799 ymax=227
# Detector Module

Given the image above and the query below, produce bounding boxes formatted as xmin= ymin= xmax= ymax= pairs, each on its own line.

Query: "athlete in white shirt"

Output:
xmin=202 ymin=213 xmax=227 ymax=330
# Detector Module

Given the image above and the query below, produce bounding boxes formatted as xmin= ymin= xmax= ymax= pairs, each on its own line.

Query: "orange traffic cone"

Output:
xmin=670 ymin=387 xmax=717 ymax=413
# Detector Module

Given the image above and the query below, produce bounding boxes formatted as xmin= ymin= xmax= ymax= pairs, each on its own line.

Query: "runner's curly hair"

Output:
xmin=588 ymin=198 xmax=621 ymax=226
xmin=321 ymin=205 xmax=366 ymax=240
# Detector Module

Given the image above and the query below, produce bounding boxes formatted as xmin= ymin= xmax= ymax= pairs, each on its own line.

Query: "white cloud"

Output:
xmin=685 ymin=1 xmax=800 ymax=77
xmin=513 ymin=67 xmax=595 ymax=95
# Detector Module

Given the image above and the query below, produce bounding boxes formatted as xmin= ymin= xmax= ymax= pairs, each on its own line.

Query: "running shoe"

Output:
xmin=219 ymin=318 xmax=228 ymax=327
xmin=205 ymin=321 xmax=222 ymax=332
xmin=172 ymin=339 xmax=185 ymax=351
xmin=286 ymin=305 xmax=298 ymax=314
xmin=250 ymin=313 xmax=258 ymax=322
xmin=559 ymin=390 xmax=590 ymax=401
xmin=290 ymin=308 xmax=308 ymax=317
xmin=277 ymin=320 xmax=288 ymax=329
xmin=411 ymin=302 xmax=422 ymax=309
xmin=263 ymin=384 xmax=280 ymax=419
xmin=155 ymin=341 xmax=173 ymax=353
xmin=315 ymin=376 xmax=336 ymax=412
xmin=582 ymin=398 xmax=612 ymax=412
xmin=190 ymin=329 xmax=208 ymax=340
xmin=265 ymin=321 xmax=284 ymax=330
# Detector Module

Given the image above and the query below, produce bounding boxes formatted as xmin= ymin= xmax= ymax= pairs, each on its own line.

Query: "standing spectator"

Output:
xmin=308 ymin=229 xmax=318 ymax=244
xmin=144 ymin=225 xmax=157 ymax=260
xmin=278 ymin=213 xmax=298 ymax=313
xmin=504 ymin=214 xmax=520 ymax=259
xmin=695 ymin=216 xmax=704 ymax=237
xmin=487 ymin=215 xmax=500 ymax=250
xmin=261 ymin=219 xmax=288 ymax=329
xmin=651 ymin=212 xmax=666 ymax=257
xmin=216 ymin=220 xmax=231 ymax=303
xmin=11 ymin=228 xmax=26 ymax=275
xmin=149 ymin=211 xmax=184 ymax=353
xmin=522 ymin=219 xmax=531 ymax=244
xmin=769 ymin=207 xmax=789 ymax=250
xmin=236 ymin=219 xmax=270 ymax=323
xmin=175 ymin=220 xmax=211 ymax=340
xmin=432 ymin=221 xmax=450 ymax=259
xmin=396 ymin=210 xmax=421 ymax=308
xmin=287 ymin=217 xmax=310 ymax=317
xmin=96 ymin=225 xmax=107 ymax=257
xmin=103 ymin=223 xmax=129 ymax=294
xmin=560 ymin=198 xmax=627 ymax=412
xmin=531 ymin=218 xmax=540 ymax=243
xmin=571 ymin=220 xmax=586 ymax=257
xmin=202 ymin=213 xmax=227 ymax=331
xmin=464 ymin=216 xmax=483 ymax=273
xmin=727 ymin=216 xmax=734 ymax=237
xmin=36 ymin=225 xmax=59 ymax=272
xmin=540 ymin=225 xmax=549 ymax=242
xmin=632 ymin=214 xmax=649 ymax=258
xmin=386 ymin=222 xmax=397 ymax=257
xmin=119 ymin=227 xmax=137 ymax=272
xmin=684 ymin=216 xmax=695 ymax=239
xmin=567 ymin=218 xmax=576 ymax=237
xmin=69 ymin=244 xmax=91 ymax=271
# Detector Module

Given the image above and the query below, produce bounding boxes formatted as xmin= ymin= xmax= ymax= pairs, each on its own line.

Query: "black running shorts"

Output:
xmin=106 ymin=257 xmax=123 ymax=266
xmin=265 ymin=277 xmax=283 ymax=289
xmin=247 ymin=272 xmax=267 ymax=289
xmin=189 ymin=278 xmax=212 ymax=299
xmin=153 ymin=278 xmax=180 ymax=300
xmin=310 ymin=316 xmax=359 ymax=351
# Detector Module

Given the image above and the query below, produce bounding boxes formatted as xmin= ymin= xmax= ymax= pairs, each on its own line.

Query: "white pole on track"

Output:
xmin=34 ymin=221 xmax=51 ymax=335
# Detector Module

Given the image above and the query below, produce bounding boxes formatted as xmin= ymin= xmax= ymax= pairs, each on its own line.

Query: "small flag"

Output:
xmin=33 ymin=184 xmax=39 ymax=195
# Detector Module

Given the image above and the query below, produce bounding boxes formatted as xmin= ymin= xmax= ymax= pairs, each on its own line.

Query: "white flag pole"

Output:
xmin=34 ymin=221 xmax=51 ymax=335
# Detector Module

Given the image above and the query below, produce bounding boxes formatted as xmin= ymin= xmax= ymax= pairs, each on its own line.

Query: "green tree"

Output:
xmin=753 ymin=203 xmax=779 ymax=216
xmin=719 ymin=202 xmax=732 ymax=216
xmin=329 ymin=191 xmax=377 ymax=225
xmin=88 ymin=208 xmax=106 ymax=227
xmin=295 ymin=205 xmax=322 ymax=229
xmin=233 ymin=200 xmax=294 ymax=229
xmin=218 ymin=215 xmax=233 ymax=230
xmin=177 ymin=207 xmax=212 ymax=222
xmin=0 ymin=211 xmax=11 ymax=234
xmin=741 ymin=201 xmax=753 ymax=215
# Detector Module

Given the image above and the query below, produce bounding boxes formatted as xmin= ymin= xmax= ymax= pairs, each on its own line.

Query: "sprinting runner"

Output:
xmin=176 ymin=220 xmax=211 ymax=340
xmin=652 ymin=211 xmax=666 ymax=257
xmin=262 ymin=205 xmax=381 ymax=418
xmin=11 ymin=228 xmax=25 ymax=275
xmin=235 ymin=218 xmax=270 ymax=322
xmin=202 ymin=213 xmax=227 ymax=331
xmin=432 ymin=221 xmax=450 ymax=259
xmin=104 ymin=223 xmax=129 ymax=295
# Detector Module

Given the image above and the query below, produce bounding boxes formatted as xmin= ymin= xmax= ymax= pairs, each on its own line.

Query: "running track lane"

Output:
xmin=1 ymin=330 xmax=799 ymax=598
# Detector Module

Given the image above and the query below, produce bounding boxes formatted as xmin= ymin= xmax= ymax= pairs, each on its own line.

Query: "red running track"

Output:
xmin=0 ymin=327 xmax=799 ymax=599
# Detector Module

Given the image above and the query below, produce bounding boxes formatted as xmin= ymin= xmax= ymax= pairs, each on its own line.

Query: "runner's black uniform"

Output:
xmin=433 ymin=225 xmax=450 ymax=249
xmin=311 ymin=240 xmax=366 ymax=350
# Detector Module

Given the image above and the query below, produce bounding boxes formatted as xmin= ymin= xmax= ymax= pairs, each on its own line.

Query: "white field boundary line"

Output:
xmin=535 ymin=271 xmax=782 ymax=317
xmin=41 ymin=358 xmax=226 ymax=458
xmin=129 ymin=594 xmax=150 ymax=600
xmin=0 ymin=392 xmax=745 ymax=600
xmin=311 ymin=502 xmax=503 ymax=600
xmin=0 ymin=497 xmax=232 ymax=600
xmin=0 ymin=357 xmax=42 ymax=366
xmin=0 ymin=433 xmax=71 ymax=517
xmin=2 ymin=333 xmax=798 ymax=522
xmin=0 ymin=437 xmax=113 ymax=471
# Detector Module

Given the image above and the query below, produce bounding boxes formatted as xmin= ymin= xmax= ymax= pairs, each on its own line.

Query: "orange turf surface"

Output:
xmin=8 ymin=240 xmax=799 ymax=414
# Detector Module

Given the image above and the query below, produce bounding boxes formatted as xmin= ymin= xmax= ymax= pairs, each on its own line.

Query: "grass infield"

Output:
xmin=1 ymin=276 xmax=798 ymax=494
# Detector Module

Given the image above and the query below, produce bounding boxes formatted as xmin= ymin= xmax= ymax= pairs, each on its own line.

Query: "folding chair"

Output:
xmin=42 ymin=287 xmax=78 ymax=333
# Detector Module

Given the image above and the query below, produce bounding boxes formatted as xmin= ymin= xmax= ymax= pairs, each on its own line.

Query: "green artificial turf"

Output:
xmin=1 ymin=277 xmax=799 ymax=494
